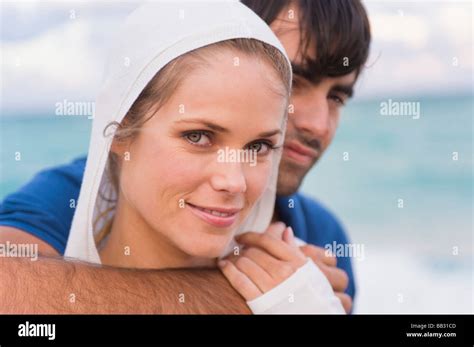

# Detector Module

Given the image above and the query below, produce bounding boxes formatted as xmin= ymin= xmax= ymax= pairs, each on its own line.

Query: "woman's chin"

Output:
xmin=180 ymin=234 xmax=232 ymax=259
xmin=186 ymin=244 xmax=227 ymax=259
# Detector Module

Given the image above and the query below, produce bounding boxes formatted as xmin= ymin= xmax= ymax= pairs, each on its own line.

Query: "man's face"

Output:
xmin=271 ymin=9 xmax=357 ymax=196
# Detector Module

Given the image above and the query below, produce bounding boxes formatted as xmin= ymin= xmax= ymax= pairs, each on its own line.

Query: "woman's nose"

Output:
xmin=209 ymin=161 xmax=247 ymax=194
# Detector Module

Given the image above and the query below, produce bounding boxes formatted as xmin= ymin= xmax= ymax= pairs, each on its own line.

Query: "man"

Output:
xmin=0 ymin=0 xmax=370 ymax=313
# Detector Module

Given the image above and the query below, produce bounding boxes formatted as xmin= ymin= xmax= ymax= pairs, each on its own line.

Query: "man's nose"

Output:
xmin=292 ymin=95 xmax=330 ymax=139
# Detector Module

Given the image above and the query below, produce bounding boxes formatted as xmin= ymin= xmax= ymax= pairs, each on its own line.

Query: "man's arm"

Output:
xmin=0 ymin=227 xmax=250 ymax=314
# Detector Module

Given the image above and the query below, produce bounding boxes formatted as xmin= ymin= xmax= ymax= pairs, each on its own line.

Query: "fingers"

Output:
xmin=318 ymin=263 xmax=350 ymax=293
xmin=242 ymin=247 xmax=294 ymax=281
xmin=218 ymin=260 xmax=261 ymax=301
xmin=300 ymin=244 xmax=337 ymax=267
xmin=233 ymin=256 xmax=275 ymax=292
xmin=335 ymin=292 xmax=353 ymax=313
xmin=282 ymin=226 xmax=297 ymax=247
xmin=236 ymin=232 xmax=305 ymax=264
xmin=265 ymin=222 xmax=287 ymax=239
xmin=299 ymin=244 xmax=349 ymax=292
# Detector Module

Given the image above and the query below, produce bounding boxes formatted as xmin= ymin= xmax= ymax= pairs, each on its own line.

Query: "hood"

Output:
xmin=64 ymin=0 xmax=291 ymax=263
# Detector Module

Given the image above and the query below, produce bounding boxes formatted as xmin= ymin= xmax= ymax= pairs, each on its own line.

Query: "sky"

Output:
xmin=1 ymin=0 xmax=472 ymax=114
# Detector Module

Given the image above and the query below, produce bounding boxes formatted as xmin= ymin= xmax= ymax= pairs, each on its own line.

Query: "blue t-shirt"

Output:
xmin=0 ymin=156 xmax=355 ymax=299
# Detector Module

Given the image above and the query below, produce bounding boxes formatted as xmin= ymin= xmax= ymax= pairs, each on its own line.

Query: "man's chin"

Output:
xmin=276 ymin=169 xmax=305 ymax=196
xmin=276 ymin=155 xmax=319 ymax=196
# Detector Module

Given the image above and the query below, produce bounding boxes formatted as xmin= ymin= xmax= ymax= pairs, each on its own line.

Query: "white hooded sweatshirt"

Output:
xmin=64 ymin=0 xmax=344 ymax=314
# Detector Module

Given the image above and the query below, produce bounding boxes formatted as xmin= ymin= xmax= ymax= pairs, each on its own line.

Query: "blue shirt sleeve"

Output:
xmin=0 ymin=157 xmax=86 ymax=255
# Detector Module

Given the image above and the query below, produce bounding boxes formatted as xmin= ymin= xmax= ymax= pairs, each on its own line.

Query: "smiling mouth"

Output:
xmin=186 ymin=203 xmax=241 ymax=228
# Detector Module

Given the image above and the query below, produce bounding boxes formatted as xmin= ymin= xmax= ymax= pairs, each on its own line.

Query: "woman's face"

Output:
xmin=116 ymin=50 xmax=288 ymax=259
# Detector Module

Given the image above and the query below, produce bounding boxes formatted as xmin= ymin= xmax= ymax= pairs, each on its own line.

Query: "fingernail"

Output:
xmin=286 ymin=226 xmax=295 ymax=241
xmin=218 ymin=260 xmax=227 ymax=268
xmin=287 ymin=226 xmax=294 ymax=236
xmin=282 ymin=226 xmax=295 ymax=245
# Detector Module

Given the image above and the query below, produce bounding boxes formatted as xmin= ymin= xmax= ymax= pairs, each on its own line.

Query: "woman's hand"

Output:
xmin=218 ymin=222 xmax=307 ymax=301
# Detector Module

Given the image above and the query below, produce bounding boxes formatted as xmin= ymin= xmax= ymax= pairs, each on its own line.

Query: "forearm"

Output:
xmin=0 ymin=256 xmax=250 ymax=314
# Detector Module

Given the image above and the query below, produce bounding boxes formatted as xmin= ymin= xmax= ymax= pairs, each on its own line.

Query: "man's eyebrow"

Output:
xmin=174 ymin=118 xmax=282 ymax=137
xmin=291 ymin=62 xmax=356 ymax=98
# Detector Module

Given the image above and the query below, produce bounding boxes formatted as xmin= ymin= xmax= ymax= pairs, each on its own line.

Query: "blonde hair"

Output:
xmin=94 ymin=38 xmax=291 ymax=244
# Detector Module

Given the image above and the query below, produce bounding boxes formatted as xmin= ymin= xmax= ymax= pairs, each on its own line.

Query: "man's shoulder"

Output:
xmin=0 ymin=156 xmax=87 ymax=254
xmin=39 ymin=156 xmax=86 ymax=182
xmin=294 ymin=192 xmax=341 ymax=223
xmin=289 ymin=192 xmax=349 ymax=243
xmin=4 ymin=156 xmax=87 ymax=200
xmin=27 ymin=156 xmax=87 ymax=193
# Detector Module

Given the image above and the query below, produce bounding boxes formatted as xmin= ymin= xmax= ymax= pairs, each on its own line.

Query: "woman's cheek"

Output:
xmin=244 ymin=161 xmax=273 ymax=204
xmin=119 ymin=142 xmax=186 ymax=213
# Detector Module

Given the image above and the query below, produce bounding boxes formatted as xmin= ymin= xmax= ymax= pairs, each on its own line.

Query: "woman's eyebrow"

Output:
xmin=258 ymin=129 xmax=282 ymax=137
xmin=174 ymin=119 xmax=228 ymax=132
xmin=174 ymin=118 xmax=282 ymax=137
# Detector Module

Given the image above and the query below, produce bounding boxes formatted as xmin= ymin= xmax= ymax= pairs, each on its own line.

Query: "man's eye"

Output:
xmin=329 ymin=94 xmax=346 ymax=106
xmin=184 ymin=131 xmax=211 ymax=146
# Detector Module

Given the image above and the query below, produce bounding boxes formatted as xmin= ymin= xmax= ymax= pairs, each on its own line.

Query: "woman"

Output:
xmin=65 ymin=0 xmax=344 ymax=314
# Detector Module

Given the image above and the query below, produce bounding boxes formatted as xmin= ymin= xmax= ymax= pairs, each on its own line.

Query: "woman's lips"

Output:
xmin=283 ymin=141 xmax=318 ymax=165
xmin=186 ymin=203 xmax=241 ymax=228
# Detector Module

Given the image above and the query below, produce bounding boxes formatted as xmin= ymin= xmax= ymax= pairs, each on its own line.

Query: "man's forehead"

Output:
xmin=269 ymin=4 xmax=316 ymax=65
xmin=269 ymin=3 xmax=359 ymax=89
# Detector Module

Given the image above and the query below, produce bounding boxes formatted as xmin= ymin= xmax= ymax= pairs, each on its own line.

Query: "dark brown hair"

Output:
xmin=242 ymin=0 xmax=371 ymax=82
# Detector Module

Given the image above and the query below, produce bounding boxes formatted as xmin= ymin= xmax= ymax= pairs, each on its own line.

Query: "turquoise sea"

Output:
xmin=1 ymin=95 xmax=472 ymax=313
xmin=302 ymin=95 xmax=472 ymax=247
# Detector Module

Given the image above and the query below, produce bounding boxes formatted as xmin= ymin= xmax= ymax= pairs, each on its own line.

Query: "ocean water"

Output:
xmin=300 ymin=95 xmax=473 ymax=313
xmin=301 ymin=95 xmax=472 ymax=248
xmin=1 ymin=95 xmax=472 ymax=313
xmin=0 ymin=114 xmax=92 ymax=194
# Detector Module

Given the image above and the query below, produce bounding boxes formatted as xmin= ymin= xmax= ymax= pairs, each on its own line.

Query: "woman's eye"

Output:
xmin=184 ymin=131 xmax=211 ymax=146
xmin=247 ymin=142 xmax=273 ymax=155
